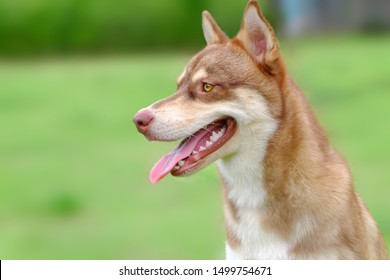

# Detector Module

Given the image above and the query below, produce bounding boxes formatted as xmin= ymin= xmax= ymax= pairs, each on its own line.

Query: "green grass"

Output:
xmin=1 ymin=36 xmax=389 ymax=259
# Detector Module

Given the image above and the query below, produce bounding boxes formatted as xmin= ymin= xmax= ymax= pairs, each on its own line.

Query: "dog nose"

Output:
xmin=133 ymin=109 xmax=154 ymax=134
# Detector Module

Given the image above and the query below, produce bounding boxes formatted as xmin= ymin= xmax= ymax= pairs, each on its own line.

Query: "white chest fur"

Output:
xmin=224 ymin=208 xmax=290 ymax=260
xmin=216 ymin=116 xmax=291 ymax=259
xmin=217 ymin=156 xmax=291 ymax=260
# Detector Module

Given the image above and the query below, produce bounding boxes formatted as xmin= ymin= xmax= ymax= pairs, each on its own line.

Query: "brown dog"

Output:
xmin=133 ymin=0 xmax=388 ymax=259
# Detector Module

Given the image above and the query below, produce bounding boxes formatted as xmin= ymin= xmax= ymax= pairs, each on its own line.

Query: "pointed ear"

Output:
xmin=202 ymin=11 xmax=229 ymax=45
xmin=236 ymin=0 xmax=280 ymax=71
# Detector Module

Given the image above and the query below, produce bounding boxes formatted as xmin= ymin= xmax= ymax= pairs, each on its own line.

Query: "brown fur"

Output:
xmin=220 ymin=174 xmax=241 ymax=250
xmin=134 ymin=0 xmax=388 ymax=259
xmin=220 ymin=1 xmax=387 ymax=259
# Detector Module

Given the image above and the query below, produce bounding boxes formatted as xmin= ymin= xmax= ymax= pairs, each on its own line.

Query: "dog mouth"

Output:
xmin=149 ymin=117 xmax=237 ymax=183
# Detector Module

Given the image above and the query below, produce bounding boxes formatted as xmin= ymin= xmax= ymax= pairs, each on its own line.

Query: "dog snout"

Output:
xmin=133 ymin=109 xmax=155 ymax=134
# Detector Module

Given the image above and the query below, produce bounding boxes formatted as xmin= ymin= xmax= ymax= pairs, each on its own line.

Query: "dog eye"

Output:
xmin=202 ymin=83 xmax=214 ymax=92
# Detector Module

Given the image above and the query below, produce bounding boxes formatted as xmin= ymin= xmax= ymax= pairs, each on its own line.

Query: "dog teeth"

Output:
xmin=178 ymin=160 xmax=185 ymax=166
xmin=210 ymin=132 xmax=218 ymax=142
xmin=188 ymin=125 xmax=227 ymax=156
xmin=206 ymin=140 xmax=213 ymax=147
xmin=209 ymin=127 xmax=226 ymax=143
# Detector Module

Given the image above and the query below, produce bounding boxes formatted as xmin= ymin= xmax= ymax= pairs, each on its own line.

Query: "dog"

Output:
xmin=133 ymin=0 xmax=387 ymax=259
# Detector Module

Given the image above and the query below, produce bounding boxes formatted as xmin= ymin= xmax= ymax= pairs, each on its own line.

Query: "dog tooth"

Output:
xmin=178 ymin=160 xmax=185 ymax=166
xmin=174 ymin=166 xmax=180 ymax=170
xmin=199 ymin=146 xmax=206 ymax=152
xmin=210 ymin=131 xmax=218 ymax=142
xmin=206 ymin=141 xmax=213 ymax=147
xmin=192 ymin=150 xmax=198 ymax=155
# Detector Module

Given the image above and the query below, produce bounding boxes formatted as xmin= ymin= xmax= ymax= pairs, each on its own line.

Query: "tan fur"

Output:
xmin=202 ymin=11 xmax=229 ymax=45
xmin=134 ymin=0 xmax=388 ymax=259
xmin=223 ymin=200 xmax=242 ymax=251
xmin=219 ymin=173 xmax=241 ymax=250
xmin=259 ymin=77 xmax=386 ymax=259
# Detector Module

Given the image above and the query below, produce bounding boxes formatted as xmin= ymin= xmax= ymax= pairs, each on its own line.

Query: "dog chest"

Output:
xmin=225 ymin=207 xmax=290 ymax=260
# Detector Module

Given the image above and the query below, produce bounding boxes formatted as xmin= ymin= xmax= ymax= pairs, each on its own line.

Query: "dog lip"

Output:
xmin=144 ymin=116 xmax=232 ymax=142
xmin=171 ymin=117 xmax=237 ymax=176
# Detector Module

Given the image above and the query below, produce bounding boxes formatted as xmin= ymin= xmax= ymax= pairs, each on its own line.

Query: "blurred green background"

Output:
xmin=0 ymin=0 xmax=389 ymax=259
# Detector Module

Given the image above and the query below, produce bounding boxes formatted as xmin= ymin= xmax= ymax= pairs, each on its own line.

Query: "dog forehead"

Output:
xmin=194 ymin=44 xmax=241 ymax=71
xmin=177 ymin=43 xmax=265 ymax=89
xmin=186 ymin=44 xmax=252 ymax=79
xmin=198 ymin=44 xmax=262 ymax=84
xmin=177 ymin=45 xmax=222 ymax=84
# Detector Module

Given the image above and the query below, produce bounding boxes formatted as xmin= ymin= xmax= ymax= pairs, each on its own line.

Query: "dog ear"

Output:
xmin=236 ymin=0 xmax=280 ymax=72
xmin=202 ymin=11 xmax=229 ymax=45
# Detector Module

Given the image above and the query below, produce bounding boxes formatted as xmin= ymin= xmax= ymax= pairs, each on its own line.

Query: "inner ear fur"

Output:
xmin=202 ymin=11 xmax=229 ymax=45
xmin=235 ymin=0 xmax=281 ymax=73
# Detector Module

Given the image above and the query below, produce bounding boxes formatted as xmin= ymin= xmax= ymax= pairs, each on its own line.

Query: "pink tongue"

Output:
xmin=149 ymin=129 xmax=209 ymax=184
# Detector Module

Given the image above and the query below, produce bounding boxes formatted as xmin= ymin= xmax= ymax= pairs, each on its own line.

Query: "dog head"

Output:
xmin=134 ymin=0 xmax=286 ymax=183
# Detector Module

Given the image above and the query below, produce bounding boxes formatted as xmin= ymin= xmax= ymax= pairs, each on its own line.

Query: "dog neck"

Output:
xmin=215 ymin=97 xmax=281 ymax=259
xmin=216 ymin=77 xmax=305 ymax=209
xmin=216 ymin=77 xmax=350 ymax=259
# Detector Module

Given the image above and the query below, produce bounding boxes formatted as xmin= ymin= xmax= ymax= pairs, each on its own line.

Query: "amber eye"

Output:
xmin=203 ymin=83 xmax=214 ymax=92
